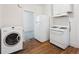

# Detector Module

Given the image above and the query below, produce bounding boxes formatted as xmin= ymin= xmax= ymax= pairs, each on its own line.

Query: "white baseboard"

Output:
xmin=70 ymin=42 xmax=79 ymax=48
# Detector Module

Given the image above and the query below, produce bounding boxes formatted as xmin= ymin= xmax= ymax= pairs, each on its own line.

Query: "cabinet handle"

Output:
xmin=69 ymin=21 xmax=71 ymax=32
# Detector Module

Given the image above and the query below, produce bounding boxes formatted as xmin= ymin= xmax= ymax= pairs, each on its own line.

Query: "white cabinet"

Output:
xmin=52 ymin=4 xmax=72 ymax=17
xmin=50 ymin=28 xmax=69 ymax=49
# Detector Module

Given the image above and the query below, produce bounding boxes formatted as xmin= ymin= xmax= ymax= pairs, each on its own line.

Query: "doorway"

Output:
xmin=23 ymin=10 xmax=34 ymax=41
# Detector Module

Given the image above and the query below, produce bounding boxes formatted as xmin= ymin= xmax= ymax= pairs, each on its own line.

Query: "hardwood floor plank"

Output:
xmin=16 ymin=39 xmax=79 ymax=54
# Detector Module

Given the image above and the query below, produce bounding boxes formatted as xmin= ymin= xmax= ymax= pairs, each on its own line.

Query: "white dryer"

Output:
xmin=1 ymin=26 xmax=23 ymax=54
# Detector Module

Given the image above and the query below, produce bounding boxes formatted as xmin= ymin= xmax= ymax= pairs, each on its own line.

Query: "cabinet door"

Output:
xmin=50 ymin=30 xmax=65 ymax=44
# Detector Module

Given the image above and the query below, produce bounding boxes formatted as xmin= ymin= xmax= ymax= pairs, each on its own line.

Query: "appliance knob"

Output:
xmin=12 ymin=27 xmax=15 ymax=30
xmin=12 ymin=27 xmax=15 ymax=28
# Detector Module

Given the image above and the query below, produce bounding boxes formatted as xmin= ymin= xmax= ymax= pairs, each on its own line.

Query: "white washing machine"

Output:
xmin=1 ymin=26 xmax=23 ymax=54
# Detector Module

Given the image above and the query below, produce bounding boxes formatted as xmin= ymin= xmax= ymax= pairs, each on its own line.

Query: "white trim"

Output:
xmin=70 ymin=42 xmax=79 ymax=48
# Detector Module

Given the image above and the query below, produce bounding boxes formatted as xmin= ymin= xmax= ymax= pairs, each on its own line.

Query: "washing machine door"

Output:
xmin=5 ymin=33 xmax=20 ymax=46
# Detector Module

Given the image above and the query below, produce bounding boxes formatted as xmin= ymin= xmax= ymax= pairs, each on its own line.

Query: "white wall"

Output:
xmin=22 ymin=4 xmax=44 ymax=15
xmin=70 ymin=4 xmax=79 ymax=48
xmin=1 ymin=4 xmax=44 ymax=27
xmin=2 ymin=4 xmax=23 ymax=27
xmin=42 ymin=4 xmax=52 ymax=16
xmin=0 ymin=5 xmax=2 ymax=28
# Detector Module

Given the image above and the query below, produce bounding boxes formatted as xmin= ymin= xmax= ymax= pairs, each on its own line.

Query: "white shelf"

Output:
xmin=51 ymin=12 xmax=69 ymax=18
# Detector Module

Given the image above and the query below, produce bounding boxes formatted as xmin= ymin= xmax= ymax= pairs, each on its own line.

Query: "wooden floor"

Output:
xmin=16 ymin=39 xmax=79 ymax=54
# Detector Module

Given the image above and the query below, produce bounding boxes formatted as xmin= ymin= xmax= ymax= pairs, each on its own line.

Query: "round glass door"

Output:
xmin=5 ymin=33 xmax=20 ymax=46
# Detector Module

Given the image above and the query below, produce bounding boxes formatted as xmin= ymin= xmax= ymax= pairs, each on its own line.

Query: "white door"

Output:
xmin=34 ymin=16 xmax=40 ymax=40
xmin=34 ymin=15 xmax=49 ymax=42
xmin=23 ymin=11 xmax=34 ymax=40
xmin=23 ymin=11 xmax=34 ymax=32
xmin=39 ymin=15 xmax=49 ymax=42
